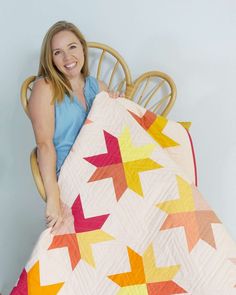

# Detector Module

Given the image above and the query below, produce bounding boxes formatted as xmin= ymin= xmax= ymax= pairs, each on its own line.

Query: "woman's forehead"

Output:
xmin=51 ymin=30 xmax=80 ymax=49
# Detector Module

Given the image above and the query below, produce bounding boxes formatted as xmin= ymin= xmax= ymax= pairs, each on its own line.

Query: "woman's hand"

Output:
xmin=45 ymin=196 xmax=63 ymax=234
xmin=98 ymin=80 xmax=125 ymax=99
xmin=108 ymin=91 xmax=125 ymax=99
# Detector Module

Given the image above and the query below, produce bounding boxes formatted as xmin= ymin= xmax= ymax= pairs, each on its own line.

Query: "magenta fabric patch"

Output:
xmin=10 ymin=269 xmax=28 ymax=295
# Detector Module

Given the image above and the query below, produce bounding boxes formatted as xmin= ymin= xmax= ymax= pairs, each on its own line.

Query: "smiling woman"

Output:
xmin=23 ymin=20 xmax=123 ymax=238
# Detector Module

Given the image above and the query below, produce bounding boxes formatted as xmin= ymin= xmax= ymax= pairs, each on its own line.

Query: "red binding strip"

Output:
xmin=185 ymin=128 xmax=198 ymax=186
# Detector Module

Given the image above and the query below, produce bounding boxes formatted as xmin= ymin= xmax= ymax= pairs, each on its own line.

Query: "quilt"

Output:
xmin=11 ymin=91 xmax=236 ymax=294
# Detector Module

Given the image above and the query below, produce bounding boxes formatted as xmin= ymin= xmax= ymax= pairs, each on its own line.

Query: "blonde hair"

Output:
xmin=38 ymin=20 xmax=90 ymax=104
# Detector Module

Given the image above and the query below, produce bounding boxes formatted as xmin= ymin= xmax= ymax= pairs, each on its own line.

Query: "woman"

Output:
xmin=29 ymin=20 xmax=123 ymax=235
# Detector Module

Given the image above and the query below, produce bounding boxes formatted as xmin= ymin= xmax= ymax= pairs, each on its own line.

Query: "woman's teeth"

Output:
xmin=65 ymin=62 xmax=77 ymax=69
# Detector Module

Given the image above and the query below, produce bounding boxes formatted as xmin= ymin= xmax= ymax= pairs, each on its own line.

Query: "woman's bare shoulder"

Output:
xmin=28 ymin=77 xmax=54 ymax=122
xmin=31 ymin=77 xmax=53 ymax=99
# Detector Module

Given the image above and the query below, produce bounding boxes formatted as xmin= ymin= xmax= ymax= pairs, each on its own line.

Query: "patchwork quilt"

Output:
xmin=11 ymin=91 xmax=236 ymax=294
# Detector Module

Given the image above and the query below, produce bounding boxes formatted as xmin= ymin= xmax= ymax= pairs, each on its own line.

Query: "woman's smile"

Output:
xmin=51 ymin=30 xmax=85 ymax=79
xmin=64 ymin=61 xmax=77 ymax=70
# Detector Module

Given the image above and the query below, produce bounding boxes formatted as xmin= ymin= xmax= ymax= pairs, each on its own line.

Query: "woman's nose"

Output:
xmin=63 ymin=51 xmax=70 ymax=60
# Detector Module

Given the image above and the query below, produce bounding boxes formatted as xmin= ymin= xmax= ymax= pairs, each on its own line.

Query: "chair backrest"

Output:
xmin=21 ymin=42 xmax=176 ymax=118
xmin=87 ymin=42 xmax=176 ymax=117
xmin=20 ymin=42 xmax=177 ymax=202
xmin=130 ymin=71 xmax=176 ymax=117
xmin=87 ymin=42 xmax=132 ymax=96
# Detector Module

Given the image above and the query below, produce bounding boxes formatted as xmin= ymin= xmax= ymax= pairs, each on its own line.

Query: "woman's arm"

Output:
xmin=28 ymin=79 xmax=63 ymax=234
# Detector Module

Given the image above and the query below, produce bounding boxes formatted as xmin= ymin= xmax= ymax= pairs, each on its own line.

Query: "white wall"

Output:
xmin=0 ymin=0 xmax=235 ymax=293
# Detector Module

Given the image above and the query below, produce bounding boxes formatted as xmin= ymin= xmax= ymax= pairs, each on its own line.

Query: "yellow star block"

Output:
xmin=148 ymin=116 xmax=179 ymax=148
xmin=156 ymin=175 xmax=195 ymax=213
xmin=119 ymin=127 xmax=156 ymax=162
xmin=77 ymin=230 xmax=114 ymax=267
xmin=27 ymin=261 xmax=64 ymax=295
xmin=142 ymin=244 xmax=180 ymax=283
xmin=124 ymin=159 xmax=162 ymax=196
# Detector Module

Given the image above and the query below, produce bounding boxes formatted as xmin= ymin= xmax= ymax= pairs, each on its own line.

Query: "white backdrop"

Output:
xmin=0 ymin=0 xmax=236 ymax=293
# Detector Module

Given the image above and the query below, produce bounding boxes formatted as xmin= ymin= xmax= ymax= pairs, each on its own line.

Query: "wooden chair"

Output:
xmin=20 ymin=42 xmax=177 ymax=202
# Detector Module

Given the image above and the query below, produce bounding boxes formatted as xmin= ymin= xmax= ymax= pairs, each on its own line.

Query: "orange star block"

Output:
xmin=108 ymin=247 xmax=146 ymax=286
xmin=160 ymin=210 xmax=221 ymax=251
xmin=48 ymin=233 xmax=81 ymax=270
xmin=27 ymin=261 xmax=64 ymax=294
xmin=128 ymin=110 xmax=179 ymax=148
xmin=88 ymin=163 xmax=127 ymax=201
xmin=128 ymin=109 xmax=157 ymax=130
xmin=147 ymin=281 xmax=187 ymax=295
xmin=108 ymin=244 xmax=187 ymax=294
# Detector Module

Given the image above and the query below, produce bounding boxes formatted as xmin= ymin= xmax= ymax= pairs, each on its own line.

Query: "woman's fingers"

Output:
xmin=46 ymin=218 xmax=56 ymax=228
xmin=45 ymin=197 xmax=63 ymax=233
xmin=50 ymin=217 xmax=63 ymax=234
xmin=45 ymin=215 xmax=54 ymax=225
xmin=110 ymin=93 xmax=116 ymax=98
xmin=46 ymin=215 xmax=53 ymax=221
xmin=46 ymin=215 xmax=64 ymax=234
xmin=109 ymin=91 xmax=121 ymax=98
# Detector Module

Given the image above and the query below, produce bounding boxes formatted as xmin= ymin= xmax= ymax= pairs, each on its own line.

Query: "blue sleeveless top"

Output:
xmin=53 ymin=76 xmax=99 ymax=178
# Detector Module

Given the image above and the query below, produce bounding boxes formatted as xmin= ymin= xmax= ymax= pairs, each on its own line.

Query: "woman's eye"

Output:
xmin=54 ymin=51 xmax=60 ymax=56
xmin=70 ymin=45 xmax=76 ymax=49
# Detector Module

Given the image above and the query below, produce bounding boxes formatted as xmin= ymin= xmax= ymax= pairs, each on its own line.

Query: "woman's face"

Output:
xmin=51 ymin=30 xmax=85 ymax=80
